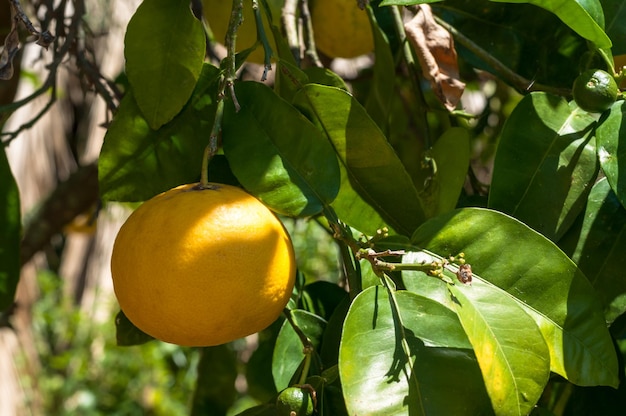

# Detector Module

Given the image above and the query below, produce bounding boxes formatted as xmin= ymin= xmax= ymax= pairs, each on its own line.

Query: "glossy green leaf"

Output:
xmin=293 ymin=84 xmax=427 ymax=236
xmin=222 ymin=81 xmax=340 ymax=217
xmin=115 ymin=310 xmax=154 ymax=346
xmin=449 ymin=282 xmax=550 ymax=415
xmin=0 ymin=146 xmax=20 ymax=310
xmin=423 ymin=127 xmax=470 ymax=217
xmin=272 ymin=310 xmax=326 ymax=391
xmin=603 ymin=0 xmax=626 ymax=55
xmin=490 ymin=0 xmax=611 ymax=48
xmin=562 ymin=178 xmax=626 ymax=323
xmin=597 ymin=100 xmax=626 ymax=209
xmin=489 ymin=93 xmax=599 ymax=241
xmin=411 ymin=208 xmax=619 ymax=387
xmin=125 ymin=0 xmax=205 ymax=129
xmin=339 ymin=286 xmax=493 ymax=415
xmin=99 ymin=64 xmax=221 ymax=202
xmin=364 ymin=5 xmax=396 ymax=134
xmin=190 ymin=345 xmax=237 ymax=416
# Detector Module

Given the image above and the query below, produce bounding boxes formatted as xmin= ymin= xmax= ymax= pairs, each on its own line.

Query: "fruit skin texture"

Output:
xmin=111 ymin=183 xmax=296 ymax=347
xmin=203 ymin=0 xmax=283 ymax=64
xmin=311 ymin=0 xmax=374 ymax=58
xmin=572 ymin=69 xmax=618 ymax=113
xmin=276 ymin=387 xmax=315 ymax=416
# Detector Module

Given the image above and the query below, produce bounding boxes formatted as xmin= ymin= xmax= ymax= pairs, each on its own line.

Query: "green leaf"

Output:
xmin=489 ymin=93 xmax=599 ymax=241
xmin=0 ymin=146 xmax=20 ymax=310
xmin=448 ymin=282 xmax=550 ymax=415
xmin=603 ymin=0 xmax=626 ymax=55
xmin=124 ymin=0 xmax=205 ymax=129
xmin=411 ymin=208 xmax=619 ymax=387
xmin=380 ymin=0 xmax=443 ymax=5
xmin=339 ymin=286 xmax=493 ymax=415
xmin=490 ymin=0 xmax=611 ymax=48
xmin=423 ymin=127 xmax=470 ymax=217
xmin=364 ymin=5 xmax=396 ymax=134
xmin=597 ymin=100 xmax=626 ymax=209
xmin=293 ymin=84 xmax=427 ymax=236
xmin=222 ymin=81 xmax=341 ymax=217
xmin=98 ymin=64 xmax=221 ymax=202
xmin=272 ymin=310 xmax=326 ymax=391
xmin=561 ymin=178 xmax=626 ymax=323
xmin=190 ymin=345 xmax=237 ymax=416
xmin=115 ymin=310 xmax=154 ymax=346
xmin=246 ymin=321 xmax=282 ymax=403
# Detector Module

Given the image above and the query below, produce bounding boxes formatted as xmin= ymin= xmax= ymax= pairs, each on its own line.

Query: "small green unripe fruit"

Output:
xmin=276 ymin=387 xmax=314 ymax=416
xmin=572 ymin=69 xmax=618 ymax=113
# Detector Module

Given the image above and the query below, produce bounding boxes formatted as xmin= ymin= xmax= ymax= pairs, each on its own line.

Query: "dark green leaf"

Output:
xmin=124 ymin=0 xmax=205 ymax=129
xmin=299 ymin=281 xmax=348 ymax=321
xmin=246 ymin=320 xmax=282 ymax=402
xmin=423 ymin=127 xmax=470 ymax=217
xmin=272 ymin=310 xmax=326 ymax=391
xmin=190 ymin=345 xmax=237 ymax=416
xmin=490 ymin=0 xmax=611 ymax=48
xmin=603 ymin=0 xmax=626 ymax=55
xmin=222 ymin=82 xmax=341 ymax=217
xmin=339 ymin=286 xmax=493 ymax=415
xmin=0 ymin=146 xmax=20 ymax=310
xmin=561 ymin=178 xmax=626 ymax=324
xmin=115 ymin=310 xmax=154 ymax=346
xmin=411 ymin=208 xmax=619 ymax=387
xmin=364 ymin=5 xmax=396 ymax=134
xmin=98 ymin=64 xmax=220 ymax=202
xmin=293 ymin=84 xmax=427 ymax=236
xmin=234 ymin=404 xmax=277 ymax=416
xmin=380 ymin=0 xmax=443 ymax=5
xmin=597 ymin=100 xmax=626 ymax=209
xmin=489 ymin=93 xmax=599 ymax=241
xmin=449 ymin=281 xmax=550 ymax=415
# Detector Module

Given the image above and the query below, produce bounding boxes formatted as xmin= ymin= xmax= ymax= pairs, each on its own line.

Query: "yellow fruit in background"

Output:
xmin=203 ymin=0 xmax=283 ymax=64
xmin=111 ymin=183 xmax=296 ymax=347
xmin=311 ymin=0 xmax=374 ymax=58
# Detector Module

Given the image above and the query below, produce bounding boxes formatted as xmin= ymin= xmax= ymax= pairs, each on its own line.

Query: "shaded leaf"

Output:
xmin=490 ymin=0 xmax=611 ymax=48
xmin=222 ymin=81 xmax=340 ymax=217
xmin=190 ymin=345 xmax=238 ymax=416
xmin=560 ymin=178 xmax=626 ymax=324
xmin=404 ymin=5 xmax=465 ymax=111
xmin=597 ymin=100 xmax=626 ymax=209
xmin=449 ymin=281 xmax=550 ymax=415
xmin=246 ymin=320 xmax=282 ymax=402
xmin=603 ymin=0 xmax=626 ymax=55
xmin=272 ymin=310 xmax=326 ymax=391
xmin=293 ymin=84 xmax=427 ymax=236
xmin=339 ymin=286 xmax=493 ymax=415
xmin=0 ymin=146 xmax=20 ymax=310
xmin=489 ymin=92 xmax=599 ymax=241
xmin=125 ymin=0 xmax=205 ymax=129
xmin=115 ymin=310 xmax=154 ymax=346
xmin=99 ymin=64 xmax=221 ymax=202
xmin=411 ymin=208 xmax=619 ymax=387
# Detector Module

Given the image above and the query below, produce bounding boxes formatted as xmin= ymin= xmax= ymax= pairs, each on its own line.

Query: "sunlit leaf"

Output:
xmin=339 ymin=286 xmax=493 ymax=415
xmin=222 ymin=81 xmax=340 ymax=217
xmin=449 ymin=282 xmax=550 ymax=415
xmin=99 ymin=64 xmax=220 ymax=202
xmin=125 ymin=0 xmax=205 ymax=129
xmin=489 ymin=92 xmax=599 ymax=241
xmin=293 ymin=84 xmax=427 ymax=236
xmin=596 ymin=100 xmax=626 ymax=209
xmin=410 ymin=208 xmax=619 ymax=387
xmin=0 ymin=146 xmax=20 ymax=310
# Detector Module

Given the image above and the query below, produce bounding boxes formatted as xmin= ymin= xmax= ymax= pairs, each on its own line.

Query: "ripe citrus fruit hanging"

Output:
xmin=111 ymin=183 xmax=296 ymax=347
xmin=276 ymin=386 xmax=315 ymax=416
xmin=203 ymin=0 xmax=283 ymax=64
xmin=311 ymin=0 xmax=374 ymax=58
xmin=572 ymin=69 xmax=618 ymax=113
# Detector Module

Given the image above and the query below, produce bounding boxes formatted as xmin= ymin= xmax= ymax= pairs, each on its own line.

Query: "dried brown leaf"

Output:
xmin=405 ymin=5 xmax=465 ymax=111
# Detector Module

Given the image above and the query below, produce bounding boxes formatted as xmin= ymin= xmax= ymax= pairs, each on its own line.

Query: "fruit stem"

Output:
xmin=284 ymin=308 xmax=315 ymax=382
xmin=252 ymin=0 xmax=273 ymax=80
xmin=200 ymin=98 xmax=225 ymax=188
xmin=223 ymin=0 xmax=243 ymax=112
